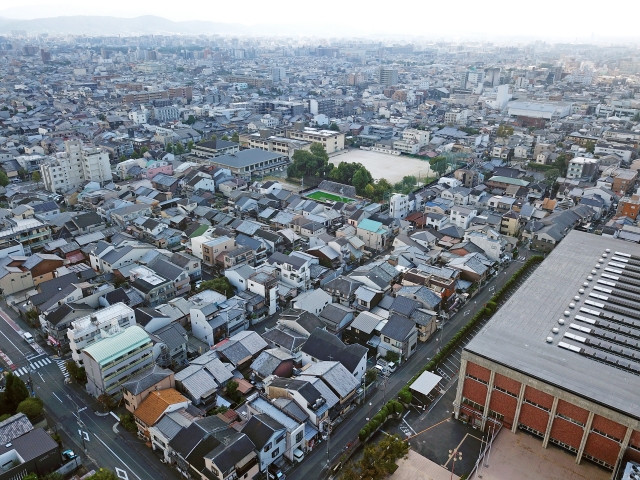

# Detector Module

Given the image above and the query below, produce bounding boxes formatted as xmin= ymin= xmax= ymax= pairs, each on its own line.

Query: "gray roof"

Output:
xmin=301 ymin=328 xmax=367 ymax=374
xmin=121 ymin=365 xmax=174 ymax=396
xmin=0 ymin=413 xmax=33 ymax=445
xmin=465 ymin=230 xmax=640 ymax=421
xmin=250 ymin=348 xmax=293 ymax=378
xmin=299 ymin=361 xmax=359 ymax=399
xmin=380 ymin=314 xmax=416 ymax=342
xmin=349 ymin=311 xmax=383 ymax=334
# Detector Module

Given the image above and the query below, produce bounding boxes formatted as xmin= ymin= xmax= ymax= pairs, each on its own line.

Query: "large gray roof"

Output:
xmin=465 ymin=230 xmax=640 ymax=421
xmin=211 ymin=149 xmax=284 ymax=169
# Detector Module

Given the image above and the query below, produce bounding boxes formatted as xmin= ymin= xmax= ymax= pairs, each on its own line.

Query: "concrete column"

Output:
xmin=542 ymin=397 xmax=559 ymax=449
xmin=453 ymin=358 xmax=468 ymax=419
xmin=511 ymin=383 xmax=527 ymax=433
xmin=610 ymin=426 xmax=632 ymax=478
xmin=481 ymin=370 xmax=496 ymax=430
xmin=576 ymin=411 xmax=594 ymax=465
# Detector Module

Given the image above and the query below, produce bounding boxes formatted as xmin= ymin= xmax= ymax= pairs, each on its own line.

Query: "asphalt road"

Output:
xmin=0 ymin=303 xmax=180 ymax=480
xmin=286 ymin=250 xmax=533 ymax=480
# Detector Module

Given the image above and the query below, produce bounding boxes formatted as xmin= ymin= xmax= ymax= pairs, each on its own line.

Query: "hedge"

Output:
xmin=358 ymin=255 xmax=543 ymax=441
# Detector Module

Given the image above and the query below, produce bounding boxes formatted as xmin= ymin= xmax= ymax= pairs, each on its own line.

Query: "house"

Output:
xmin=214 ymin=330 xmax=269 ymax=372
xmin=292 ymin=288 xmax=332 ymax=315
xmin=250 ymin=348 xmax=294 ymax=380
xmin=323 ymin=276 xmax=362 ymax=306
xmin=318 ymin=303 xmax=355 ymax=336
xmin=299 ymin=361 xmax=360 ymax=410
xmin=122 ymin=365 xmax=176 ymax=413
xmin=356 ymin=218 xmax=389 ymax=251
xmin=201 ymin=432 xmax=258 ymax=480
xmin=174 ymin=352 xmax=234 ymax=408
xmin=378 ymin=314 xmax=418 ymax=362
xmin=264 ymin=377 xmax=338 ymax=433
xmin=190 ymin=290 xmax=245 ymax=345
xmin=449 ymin=206 xmax=477 ymax=229
xmin=276 ymin=308 xmax=326 ymax=337
xmin=267 ymin=251 xmax=316 ymax=292
xmin=425 ymin=212 xmax=448 ymax=231
xmin=0 ymin=416 xmax=60 ymax=480
xmin=153 ymin=323 xmax=190 ymax=369
xmin=241 ymin=414 xmax=287 ymax=472
xmin=301 ymin=328 xmax=368 ymax=381
xmin=246 ymin=395 xmax=306 ymax=463
xmin=133 ymin=388 xmax=190 ymax=437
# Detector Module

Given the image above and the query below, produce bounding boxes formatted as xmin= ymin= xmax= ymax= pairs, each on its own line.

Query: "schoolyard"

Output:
xmin=330 ymin=149 xmax=434 ymax=184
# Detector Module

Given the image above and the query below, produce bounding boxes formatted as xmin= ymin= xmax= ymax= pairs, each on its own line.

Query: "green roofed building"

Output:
xmin=82 ymin=325 xmax=154 ymax=399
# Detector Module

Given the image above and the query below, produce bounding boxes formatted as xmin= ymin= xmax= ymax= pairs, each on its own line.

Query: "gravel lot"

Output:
xmin=331 ymin=149 xmax=435 ymax=183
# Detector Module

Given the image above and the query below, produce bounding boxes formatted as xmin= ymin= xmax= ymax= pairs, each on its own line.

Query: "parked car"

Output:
xmin=62 ymin=449 xmax=77 ymax=460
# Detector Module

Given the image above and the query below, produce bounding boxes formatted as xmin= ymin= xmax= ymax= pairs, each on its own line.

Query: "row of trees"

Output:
xmin=340 ymin=434 xmax=409 ymax=480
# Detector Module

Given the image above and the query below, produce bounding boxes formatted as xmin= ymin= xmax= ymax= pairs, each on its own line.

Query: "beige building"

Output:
xmin=287 ymin=128 xmax=345 ymax=154
xmin=122 ymin=365 xmax=175 ymax=413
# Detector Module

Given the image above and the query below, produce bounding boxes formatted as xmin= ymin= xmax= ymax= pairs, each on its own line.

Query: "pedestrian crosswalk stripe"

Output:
xmin=43 ymin=358 xmax=51 ymax=364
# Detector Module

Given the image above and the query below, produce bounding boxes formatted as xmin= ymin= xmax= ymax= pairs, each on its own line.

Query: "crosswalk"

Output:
xmin=56 ymin=359 xmax=70 ymax=378
xmin=14 ymin=357 xmax=52 ymax=377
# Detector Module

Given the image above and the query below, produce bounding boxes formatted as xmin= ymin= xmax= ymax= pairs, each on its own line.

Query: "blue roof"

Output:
xmin=358 ymin=218 xmax=386 ymax=234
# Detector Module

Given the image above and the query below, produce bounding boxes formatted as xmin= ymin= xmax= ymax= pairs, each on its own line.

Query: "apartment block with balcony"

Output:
xmin=130 ymin=265 xmax=176 ymax=307
xmin=41 ymin=140 xmax=112 ymax=193
xmin=82 ymin=325 xmax=154 ymax=399
xmin=0 ymin=218 xmax=51 ymax=255
xmin=67 ymin=302 xmax=136 ymax=365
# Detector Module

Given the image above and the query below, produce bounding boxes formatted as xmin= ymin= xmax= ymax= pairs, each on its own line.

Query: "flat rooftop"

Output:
xmin=465 ymin=230 xmax=640 ymax=421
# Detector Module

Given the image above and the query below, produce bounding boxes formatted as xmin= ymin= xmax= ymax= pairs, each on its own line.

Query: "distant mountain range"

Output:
xmin=0 ymin=14 xmax=355 ymax=37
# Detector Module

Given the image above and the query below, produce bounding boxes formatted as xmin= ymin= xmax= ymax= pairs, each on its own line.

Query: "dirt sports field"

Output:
xmin=331 ymin=149 xmax=434 ymax=183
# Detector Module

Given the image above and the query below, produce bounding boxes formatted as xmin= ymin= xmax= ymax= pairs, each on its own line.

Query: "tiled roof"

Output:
xmin=134 ymin=388 xmax=188 ymax=427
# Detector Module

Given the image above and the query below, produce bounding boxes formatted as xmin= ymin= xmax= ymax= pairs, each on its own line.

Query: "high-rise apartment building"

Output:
xmin=378 ymin=67 xmax=398 ymax=86
xmin=41 ymin=140 xmax=113 ymax=193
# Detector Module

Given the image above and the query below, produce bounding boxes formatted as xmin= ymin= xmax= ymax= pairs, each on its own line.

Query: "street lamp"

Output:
xmin=449 ymin=448 xmax=462 ymax=480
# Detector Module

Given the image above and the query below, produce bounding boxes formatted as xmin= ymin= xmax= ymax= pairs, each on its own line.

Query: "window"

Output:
xmin=263 ymin=442 xmax=271 ymax=452
xmin=383 ymin=336 xmax=390 ymax=343
xmin=296 ymin=431 xmax=303 ymax=443
xmin=271 ymin=448 xmax=280 ymax=458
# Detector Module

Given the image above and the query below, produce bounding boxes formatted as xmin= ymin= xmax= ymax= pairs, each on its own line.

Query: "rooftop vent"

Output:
xmin=546 ymin=337 xmax=553 ymax=343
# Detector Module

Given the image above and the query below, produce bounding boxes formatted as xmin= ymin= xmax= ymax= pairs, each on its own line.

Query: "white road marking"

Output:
xmin=78 ymin=430 xmax=90 ymax=441
xmin=92 ymin=434 xmax=141 ymax=480
xmin=52 ymin=392 xmax=63 ymax=403
xmin=464 ymin=310 xmax=470 ymax=316
xmin=0 ymin=329 xmax=23 ymax=355
xmin=38 ymin=372 xmax=44 ymax=382
xmin=116 ymin=468 xmax=129 ymax=480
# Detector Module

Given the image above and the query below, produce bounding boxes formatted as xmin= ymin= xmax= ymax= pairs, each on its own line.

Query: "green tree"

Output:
xmin=97 ymin=393 xmax=116 ymax=411
xmin=0 ymin=171 xmax=10 ymax=187
xmin=165 ymin=143 xmax=173 ymax=153
xmin=429 ymin=156 xmax=448 ymax=177
xmin=365 ymin=368 xmax=378 ymax=385
xmin=328 ymin=122 xmax=340 ymax=132
xmin=22 ymin=474 xmax=38 ymax=480
xmin=174 ymin=142 xmax=185 ymax=155
xmin=131 ymin=151 xmax=141 ymax=159
xmin=231 ymin=132 xmax=239 ymax=143
xmin=496 ymin=125 xmax=514 ymax=139
xmin=187 ymin=140 xmax=194 ymax=151
xmin=31 ymin=171 xmax=41 ymax=182
xmin=185 ymin=115 xmax=196 ymax=125
xmin=352 ymin=167 xmax=373 ymax=195
xmin=373 ymin=178 xmax=393 ymax=202
xmin=118 ymin=154 xmax=127 ymax=162
xmin=197 ymin=277 xmax=235 ymax=298
xmin=4 ymin=373 xmax=29 ymax=412
xmin=585 ymin=141 xmax=595 ymax=154
xmin=226 ymin=380 xmax=241 ymax=403
xmin=119 ymin=412 xmax=137 ymax=432
xmin=221 ymin=135 xmax=229 ymax=141
xmin=385 ymin=351 xmax=400 ymax=363
xmin=16 ymin=397 xmax=43 ymax=419
xmin=140 ymin=146 xmax=149 ymax=155
xmin=364 ymin=183 xmax=375 ymax=199
xmin=544 ymin=168 xmax=560 ymax=184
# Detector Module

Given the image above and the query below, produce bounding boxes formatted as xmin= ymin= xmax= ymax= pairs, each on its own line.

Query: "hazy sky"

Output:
xmin=1 ymin=0 xmax=639 ymax=39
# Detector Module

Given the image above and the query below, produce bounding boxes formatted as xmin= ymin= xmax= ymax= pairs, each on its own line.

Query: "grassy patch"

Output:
xmin=306 ymin=190 xmax=354 ymax=203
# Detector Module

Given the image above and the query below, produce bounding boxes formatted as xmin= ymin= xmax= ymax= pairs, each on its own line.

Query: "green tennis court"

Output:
xmin=306 ymin=190 xmax=354 ymax=203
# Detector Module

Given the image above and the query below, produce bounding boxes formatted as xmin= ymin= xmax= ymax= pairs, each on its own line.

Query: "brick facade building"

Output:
xmin=455 ymin=231 xmax=640 ymax=477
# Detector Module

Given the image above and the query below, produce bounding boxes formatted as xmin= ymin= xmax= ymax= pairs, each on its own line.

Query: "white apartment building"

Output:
xmin=389 ymin=193 xmax=412 ymax=219
xmin=82 ymin=325 xmax=154 ymax=398
xmin=128 ymin=109 xmax=149 ymax=125
xmin=153 ymin=106 xmax=180 ymax=122
xmin=41 ymin=140 xmax=112 ymax=193
xmin=287 ymin=128 xmax=345 ymax=154
xmin=67 ymin=302 xmax=136 ymax=365
xmin=567 ymin=157 xmax=600 ymax=180
xmin=444 ymin=109 xmax=469 ymax=126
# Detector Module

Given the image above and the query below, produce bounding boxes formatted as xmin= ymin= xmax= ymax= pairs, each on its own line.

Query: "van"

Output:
xmin=293 ymin=448 xmax=304 ymax=463
xmin=386 ymin=362 xmax=397 ymax=373
xmin=23 ymin=332 xmax=34 ymax=344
